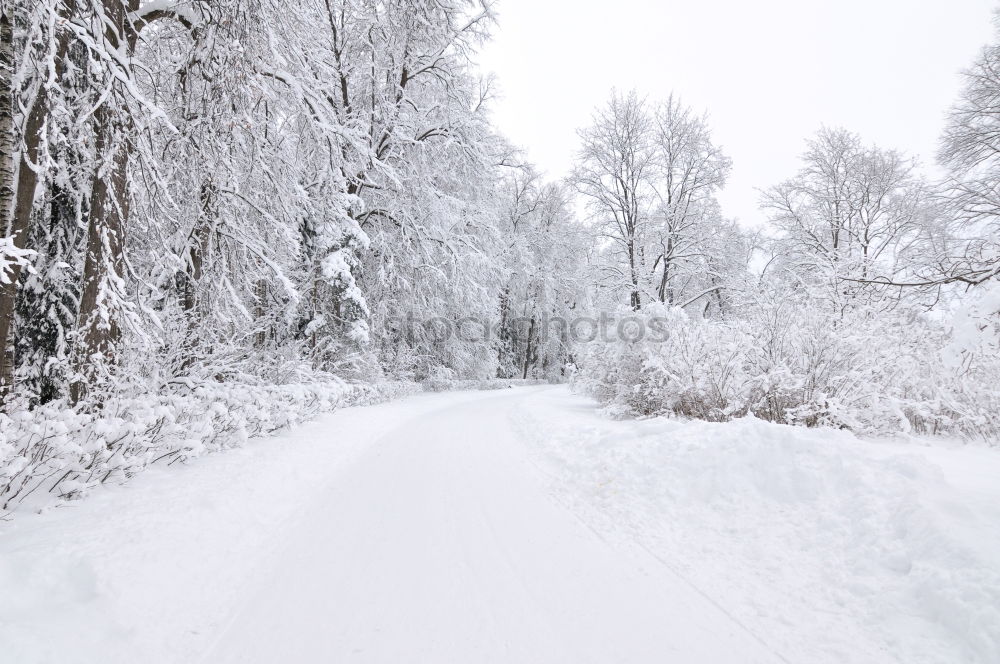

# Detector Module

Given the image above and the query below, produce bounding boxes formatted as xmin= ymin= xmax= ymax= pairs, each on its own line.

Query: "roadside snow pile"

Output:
xmin=514 ymin=389 xmax=1000 ymax=664
xmin=0 ymin=380 xmax=420 ymax=515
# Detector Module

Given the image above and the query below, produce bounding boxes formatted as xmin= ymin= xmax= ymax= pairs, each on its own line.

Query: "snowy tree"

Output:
xmin=0 ymin=0 xmax=71 ymax=400
xmin=939 ymin=17 xmax=1000 ymax=290
xmin=574 ymin=90 xmax=747 ymax=314
xmin=762 ymin=127 xmax=939 ymax=313
xmin=573 ymin=90 xmax=656 ymax=311
xmin=647 ymin=94 xmax=735 ymax=310
xmin=495 ymin=161 xmax=588 ymax=379
xmin=0 ymin=0 xmax=529 ymax=405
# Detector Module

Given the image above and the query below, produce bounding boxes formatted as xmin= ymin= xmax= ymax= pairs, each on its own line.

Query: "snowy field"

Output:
xmin=1 ymin=385 xmax=998 ymax=663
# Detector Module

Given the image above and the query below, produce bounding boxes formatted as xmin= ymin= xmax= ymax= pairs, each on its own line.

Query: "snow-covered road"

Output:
xmin=202 ymin=387 xmax=781 ymax=664
xmin=2 ymin=386 xmax=998 ymax=663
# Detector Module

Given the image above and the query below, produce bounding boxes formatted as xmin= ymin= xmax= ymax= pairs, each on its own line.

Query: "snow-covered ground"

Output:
xmin=515 ymin=388 xmax=1000 ymax=663
xmin=1 ymin=386 xmax=998 ymax=663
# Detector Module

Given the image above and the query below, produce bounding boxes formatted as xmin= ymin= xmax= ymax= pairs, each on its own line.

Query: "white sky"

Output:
xmin=476 ymin=0 xmax=997 ymax=228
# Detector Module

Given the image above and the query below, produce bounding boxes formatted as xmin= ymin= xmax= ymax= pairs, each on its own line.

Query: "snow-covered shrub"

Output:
xmin=572 ymin=302 xmax=1000 ymax=439
xmin=0 ymin=379 xmax=420 ymax=515
xmin=0 ymin=372 xmax=568 ymax=515
xmin=421 ymin=377 xmax=551 ymax=392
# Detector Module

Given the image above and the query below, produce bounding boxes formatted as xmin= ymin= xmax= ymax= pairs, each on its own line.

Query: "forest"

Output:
xmin=4 ymin=3 xmax=1000 ymax=662
xmin=3 ymin=0 xmax=1000 ymax=506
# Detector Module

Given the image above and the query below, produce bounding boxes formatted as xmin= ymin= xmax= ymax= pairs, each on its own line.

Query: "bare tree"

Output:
xmin=573 ymin=90 xmax=655 ymax=310
xmin=649 ymin=94 xmax=732 ymax=305
xmin=937 ymin=26 xmax=1000 ymax=289
xmin=762 ymin=127 xmax=935 ymax=310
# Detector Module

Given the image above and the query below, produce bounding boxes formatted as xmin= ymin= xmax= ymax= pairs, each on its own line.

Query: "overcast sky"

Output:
xmin=476 ymin=0 xmax=997 ymax=228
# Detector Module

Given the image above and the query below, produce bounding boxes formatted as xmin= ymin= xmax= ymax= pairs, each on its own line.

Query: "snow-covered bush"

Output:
xmin=0 ymin=372 xmax=569 ymax=515
xmin=572 ymin=301 xmax=1000 ymax=439
xmin=0 ymin=379 xmax=420 ymax=515
xmin=421 ymin=377 xmax=551 ymax=392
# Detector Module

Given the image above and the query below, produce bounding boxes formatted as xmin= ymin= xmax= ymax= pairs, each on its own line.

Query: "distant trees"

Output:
xmin=495 ymin=162 xmax=588 ymax=379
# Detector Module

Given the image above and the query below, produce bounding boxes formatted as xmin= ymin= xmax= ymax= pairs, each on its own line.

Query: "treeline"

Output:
xmin=0 ymin=0 xmax=584 ymax=412
xmin=570 ymin=29 xmax=1000 ymax=436
xmin=4 ymin=0 xmax=1000 ymax=440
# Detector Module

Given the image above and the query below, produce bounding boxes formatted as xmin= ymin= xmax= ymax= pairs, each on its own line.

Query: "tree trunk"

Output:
xmin=0 ymin=4 xmax=13 ymax=232
xmin=628 ymin=240 xmax=641 ymax=311
xmin=0 ymin=3 xmax=16 ymax=398
xmin=522 ymin=316 xmax=536 ymax=379
xmin=180 ymin=180 xmax=215 ymax=370
xmin=0 ymin=1 xmax=77 ymax=404
xmin=254 ymin=280 xmax=267 ymax=349
xmin=496 ymin=285 xmax=510 ymax=376
xmin=70 ymin=0 xmax=142 ymax=404
xmin=70 ymin=104 xmax=129 ymax=404
xmin=657 ymin=258 xmax=671 ymax=304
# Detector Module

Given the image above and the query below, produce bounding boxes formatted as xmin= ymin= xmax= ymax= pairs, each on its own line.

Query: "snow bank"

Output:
xmin=0 ymin=380 xmax=420 ymax=516
xmin=514 ymin=389 xmax=1000 ymax=664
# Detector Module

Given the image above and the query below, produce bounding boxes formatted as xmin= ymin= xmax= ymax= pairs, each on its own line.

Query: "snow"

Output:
xmin=514 ymin=388 xmax=1000 ymax=663
xmin=2 ymin=386 xmax=999 ymax=663
xmin=0 ymin=380 xmax=421 ymax=514
xmin=132 ymin=1 xmax=202 ymax=28
xmin=0 ymin=236 xmax=35 ymax=285
xmin=0 ymin=390 xmax=489 ymax=663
